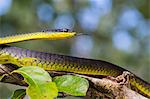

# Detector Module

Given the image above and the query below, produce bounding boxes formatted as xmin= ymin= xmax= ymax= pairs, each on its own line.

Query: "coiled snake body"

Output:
xmin=0 ymin=29 xmax=149 ymax=97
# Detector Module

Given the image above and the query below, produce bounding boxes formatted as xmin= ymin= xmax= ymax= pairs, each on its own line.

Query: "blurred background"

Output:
xmin=0 ymin=0 xmax=149 ymax=98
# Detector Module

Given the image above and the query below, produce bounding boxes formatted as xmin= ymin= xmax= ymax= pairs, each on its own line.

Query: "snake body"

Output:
xmin=0 ymin=30 xmax=149 ymax=97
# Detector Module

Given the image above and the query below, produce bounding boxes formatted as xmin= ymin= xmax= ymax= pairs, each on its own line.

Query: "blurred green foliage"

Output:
xmin=0 ymin=0 xmax=149 ymax=98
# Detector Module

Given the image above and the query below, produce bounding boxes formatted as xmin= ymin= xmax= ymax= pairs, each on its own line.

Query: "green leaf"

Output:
xmin=53 ymin=75 xmax=89 ymax=96
xmin=11 ymin=89 xmax=26 ymax=99
xmin=13 ymin=66 xmax=58 ymax=99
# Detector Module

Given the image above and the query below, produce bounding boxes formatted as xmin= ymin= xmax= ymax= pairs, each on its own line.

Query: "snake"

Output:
xmin=0 ymin=29 xmax=149 ymax=97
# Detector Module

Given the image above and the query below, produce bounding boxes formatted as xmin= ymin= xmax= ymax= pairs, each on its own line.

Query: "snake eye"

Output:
xmin=62 ymin=28 xmax=69 ymax=32
xmin=53 ymin=28 xmax=70 ymax=32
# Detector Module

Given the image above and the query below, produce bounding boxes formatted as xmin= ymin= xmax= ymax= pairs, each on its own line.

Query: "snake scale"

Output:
xmin=0 ymin=29 xmax=149 ymax=97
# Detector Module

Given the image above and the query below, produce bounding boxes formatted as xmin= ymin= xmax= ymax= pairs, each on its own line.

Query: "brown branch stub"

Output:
xmin=75 ymin=72 xmax=148 ymax=99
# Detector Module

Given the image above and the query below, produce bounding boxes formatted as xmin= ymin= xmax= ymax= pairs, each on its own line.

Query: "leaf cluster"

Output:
xmin=9 ymin=66 xmax=89 ymax=99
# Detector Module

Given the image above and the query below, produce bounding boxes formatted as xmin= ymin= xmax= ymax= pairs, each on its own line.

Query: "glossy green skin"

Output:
xmin=0 ymin=31 xmax=149 ymax=97
xmin=0 ymin=45 xmax=149 ymax=97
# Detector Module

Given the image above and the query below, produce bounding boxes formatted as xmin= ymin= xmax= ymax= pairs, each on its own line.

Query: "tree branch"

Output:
xmin=0 ymin=64 xmax=148 ymax=98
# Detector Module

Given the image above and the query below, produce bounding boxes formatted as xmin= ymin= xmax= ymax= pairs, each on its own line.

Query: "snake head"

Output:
xmin=41 ymin=28 xmax=73 ymax=33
